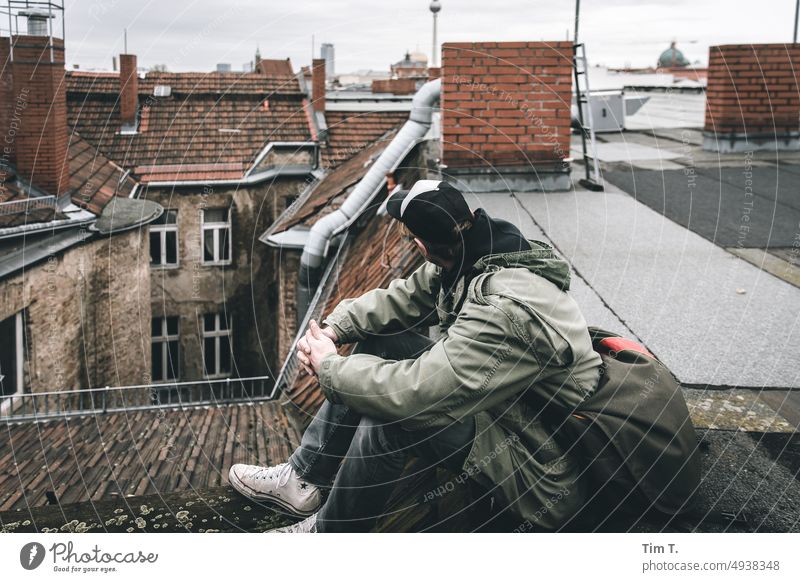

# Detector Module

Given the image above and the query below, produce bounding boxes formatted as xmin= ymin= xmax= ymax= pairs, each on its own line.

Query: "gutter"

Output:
xmin=143 ymin=165 xmax=314 ymax=188
xmin=296 ymin=77 xmax=441 ymax=323
xmin=141 ymin=142 xmax=319 ymax=188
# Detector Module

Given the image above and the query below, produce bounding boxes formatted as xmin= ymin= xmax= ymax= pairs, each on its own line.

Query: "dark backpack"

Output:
xmin=550 ymin=327 xmax=701 ymax=519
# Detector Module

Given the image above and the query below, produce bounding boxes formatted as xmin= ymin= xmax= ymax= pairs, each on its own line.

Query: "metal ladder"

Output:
xmin=572 ymin=42 xmax=604 ymax=191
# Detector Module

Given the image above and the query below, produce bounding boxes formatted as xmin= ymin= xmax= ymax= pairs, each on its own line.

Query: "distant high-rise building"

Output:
xmin=321 ymin=43 xmax=335 ymax=79
xmin=216 ymin=63 xmax=231 ymax=72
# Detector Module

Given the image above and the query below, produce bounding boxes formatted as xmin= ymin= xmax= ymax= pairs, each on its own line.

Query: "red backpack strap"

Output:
xmin=597 ymin=336 xmax=655 ymax=359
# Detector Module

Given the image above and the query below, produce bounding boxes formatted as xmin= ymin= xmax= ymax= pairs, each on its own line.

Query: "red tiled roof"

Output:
xmin=322 ymin=111 xmax=408 ymax=168
xmin=268 ymin=128 xmax=398 ymax=235
xmin=257 ymin=58 xmax=294 ymax=77
xmin=66 ymin=71 xmax=312 ymax=183
xmin=0 ymin=401 xmax=299 ymax=512
xmin=0 ymin=133 xmax=135 ymax=225
xmin=66 ymin=70 xmax=302 ymax=96
xmin=283 ymin=210 xmax=424 ymax=422
xmin=69 ymin=133 xmax=138 ymax=215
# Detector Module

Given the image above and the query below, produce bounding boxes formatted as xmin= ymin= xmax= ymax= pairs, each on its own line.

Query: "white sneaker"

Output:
xmin=268 ymin=513 xmax=318 ymax=533
xmin=228 ymin=462 xmax=322 ymax=517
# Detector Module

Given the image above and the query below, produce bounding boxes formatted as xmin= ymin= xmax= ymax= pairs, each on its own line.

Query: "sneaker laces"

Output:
xmin=252 ymin=462 xmax=294 ymax=487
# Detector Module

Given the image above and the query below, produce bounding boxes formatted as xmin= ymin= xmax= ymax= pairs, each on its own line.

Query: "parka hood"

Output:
xmin=473 ymin=240 xmax=572 ymax=291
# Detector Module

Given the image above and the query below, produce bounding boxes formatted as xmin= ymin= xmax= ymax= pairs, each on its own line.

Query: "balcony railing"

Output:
xmin=0 ymin=376 xmax=274 ymax=423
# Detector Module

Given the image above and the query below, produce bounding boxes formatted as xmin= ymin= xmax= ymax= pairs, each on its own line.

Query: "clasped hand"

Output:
xmin=297 ymin=320 xmax=338 ymax=377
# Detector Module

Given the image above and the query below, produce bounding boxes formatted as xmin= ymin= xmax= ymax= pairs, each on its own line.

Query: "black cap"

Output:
xmin=386 ymin=180 xmax=473 ymax=244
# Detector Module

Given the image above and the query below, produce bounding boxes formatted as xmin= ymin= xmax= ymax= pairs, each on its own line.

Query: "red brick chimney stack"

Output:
xmin=312 ymin=58 xmax=326 ymax=113
xmin=0 ymin=37 xmax=15 ymax=166
xmin=11 ymin=34 xmax=69 ymax=195
xmin=119 ymin=53 xmax=138 ymax=129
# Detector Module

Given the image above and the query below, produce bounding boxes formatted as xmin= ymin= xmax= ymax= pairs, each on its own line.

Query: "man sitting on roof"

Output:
xmin=228 ymin=179 xmax=606 ymax=532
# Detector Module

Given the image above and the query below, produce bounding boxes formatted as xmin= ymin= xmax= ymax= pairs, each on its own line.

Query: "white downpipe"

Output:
xmin=300 ymin=78 xmax=441 ymax=270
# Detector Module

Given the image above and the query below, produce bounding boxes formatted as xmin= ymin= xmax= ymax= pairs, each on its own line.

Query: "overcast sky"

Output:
xmin=53 ymin=0 xmax=799 ymax=73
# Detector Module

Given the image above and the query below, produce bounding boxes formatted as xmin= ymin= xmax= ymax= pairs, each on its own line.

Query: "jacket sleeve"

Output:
xmin=317 ymin=296 xmax=537 ymax=429
xmin=322 ymin=261 xmax=441 ymax=344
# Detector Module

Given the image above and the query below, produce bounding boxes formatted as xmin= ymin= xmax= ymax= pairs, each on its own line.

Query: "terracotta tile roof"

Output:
xmin=268 ymin=128 xmax=398 ymax=236
xmin=66 ymin=71 xmax=312 ymax=182
xmin=282 ymin=210 xmax=424 ymax=422
xmin=0 ymin=401 xmax=299 ymax=512
xmin=257 ymin=58 xmax=294 ymax=77
xmin=69 ymin=133 xmax=138 ymax=215
xmin=322 ymin=111 xmax=408 ymax=168
xmin=0 ymin=134 xmax=137 ymax=227
xmin=66 ymin=70 xmax=302 ymax=96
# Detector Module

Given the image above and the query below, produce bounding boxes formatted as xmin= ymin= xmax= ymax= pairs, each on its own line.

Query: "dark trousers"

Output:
xmin=288 ymin=331 xmax=476 ymax=533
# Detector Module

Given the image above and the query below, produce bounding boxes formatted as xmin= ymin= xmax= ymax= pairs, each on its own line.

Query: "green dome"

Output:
xmin=658 ymin=43 xmax=690 ymax=68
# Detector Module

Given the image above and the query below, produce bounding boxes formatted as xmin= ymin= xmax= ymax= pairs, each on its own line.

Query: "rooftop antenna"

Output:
xmin=794 ymin=0 xmax=799 ymax=43
xmin=124 ymin=27 xmax=127 ymax=53
xmin=572 ymin=0 xmax=604 ymax=191
xmin=430 ymin=1 xmax=441 ymax=68
xmin=311 ymin=33 xmax=315 ymax=61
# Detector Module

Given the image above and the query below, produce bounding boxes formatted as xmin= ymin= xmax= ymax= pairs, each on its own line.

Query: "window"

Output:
xmin=283 ymin=195 xmax=298 ymax=211
xmin=150 ymin=210 xmax=178 ymax=267
xmin=202 ymin=313 xmax=232 ymax=378
xmin=151 ymin=316 xmax=180 ymax=382
xmin=0 ymin=312 xmax=25 ymax=407
xmin=201 ymin=208 xmax=232 ymax=265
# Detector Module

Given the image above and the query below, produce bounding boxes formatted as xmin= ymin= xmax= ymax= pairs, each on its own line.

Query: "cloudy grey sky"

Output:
xmin=53 ymin=0 xmax=799 ymax=73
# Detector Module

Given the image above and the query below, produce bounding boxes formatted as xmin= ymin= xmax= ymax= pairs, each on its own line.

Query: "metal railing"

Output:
xmin=0 ymin=195 xmax=57 ymax=216
xmin=0 ymin=376 xmax=274 ymax=423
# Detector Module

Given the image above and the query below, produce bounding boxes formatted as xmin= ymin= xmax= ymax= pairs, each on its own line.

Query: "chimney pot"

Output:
xmin=119 ymin=54 xmax=138 ymax=131
xmin=312 ymin=58 xmax=326 ymax=113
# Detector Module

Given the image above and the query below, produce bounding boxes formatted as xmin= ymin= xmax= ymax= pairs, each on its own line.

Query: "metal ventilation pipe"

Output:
xmin=21 ymin=11 xmax=53 ymax=36
xmin=296 ymin=77 xmax=441 ymax=324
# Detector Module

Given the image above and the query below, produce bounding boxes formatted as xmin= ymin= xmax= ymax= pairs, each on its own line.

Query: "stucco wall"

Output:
xmin=0 ymin=227 xmax=151 ymax=394
xmin=145 ymin=175 xmax=306 ymax=382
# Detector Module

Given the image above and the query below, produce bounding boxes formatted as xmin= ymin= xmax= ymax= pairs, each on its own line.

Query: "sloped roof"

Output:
xmin=322 ymin=110 xmax=408 ymax=168
xmin=266 ymin=128 xmax=399 ymax=238
xmin=257 ymin=58 xmax=294 ymax=77
xmin=66 ymin=70 xmax=312 ymax=183
xmin=0 ymin=134 xmax=138 ymax=227
xmin=69 ymin=133 xmax=138 ymax=215
xmin=0 ymin=401 xmax=299 ymax=512
xmin=282 ymin=210 xmax=424 ymax=422
xmin=66 ymin=70 xmax=302 ymax=96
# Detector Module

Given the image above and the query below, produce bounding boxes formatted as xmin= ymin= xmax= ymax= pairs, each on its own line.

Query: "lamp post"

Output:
xmin=794 ymin=0 xmax=799 ymax=43
xmin=430 ymin=1 xmax=441 ymax=68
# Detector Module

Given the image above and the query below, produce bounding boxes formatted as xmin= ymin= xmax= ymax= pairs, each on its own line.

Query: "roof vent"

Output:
xmin=19 ymin=10 xmax=54 ymax=36
xmin=153 ymin=85 xmax=172 ymax=97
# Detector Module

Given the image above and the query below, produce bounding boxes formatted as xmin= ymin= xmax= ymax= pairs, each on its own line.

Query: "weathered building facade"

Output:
xmin=66 ymin=55 xmax=319 ymax=383
xmin=1 ymin=22 xmax=161 ymax=411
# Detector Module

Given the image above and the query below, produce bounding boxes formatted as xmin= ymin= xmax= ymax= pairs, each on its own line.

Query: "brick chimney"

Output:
xmin=119 ymin=53 xmax=138 ymax=131
xmin=442 ymin=41 xmax=573 ymax=170
xmin=312 ymin=58 xmax=325 ymax=113
xmin=0 ymin=37 xmax=14 ymax=165
xmin=11 ymin=34 xmax=69 ymax=195
xmin=704 ymin=43 xmax=800 ymax=152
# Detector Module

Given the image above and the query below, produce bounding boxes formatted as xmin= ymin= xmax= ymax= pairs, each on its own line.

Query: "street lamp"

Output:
xmin=430 ymin=1 xmax=441 ymax=68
